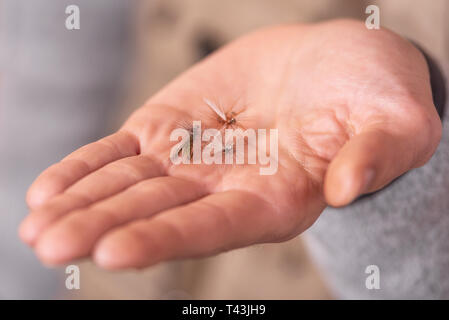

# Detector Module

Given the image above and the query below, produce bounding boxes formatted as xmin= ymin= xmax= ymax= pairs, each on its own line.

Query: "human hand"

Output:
xmin=19 ymin=19 xmax=441 ymax=269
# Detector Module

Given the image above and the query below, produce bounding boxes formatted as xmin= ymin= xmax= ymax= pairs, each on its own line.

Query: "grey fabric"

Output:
xmin=305 ymin=71 xmax=449 ymax=299
xmin=0 ymin=0 xmax=135 ymax=298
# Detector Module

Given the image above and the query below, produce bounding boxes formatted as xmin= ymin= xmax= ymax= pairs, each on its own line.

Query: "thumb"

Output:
xmin=324 ymin=126 xmax=439 ymax=207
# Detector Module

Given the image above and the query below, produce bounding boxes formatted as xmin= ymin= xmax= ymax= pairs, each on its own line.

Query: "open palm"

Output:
xmin=20 ymin=20 xmax=441 ymax=269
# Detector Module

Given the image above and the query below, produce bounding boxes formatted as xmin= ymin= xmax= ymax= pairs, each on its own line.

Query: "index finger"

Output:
xmin=92 ymin=190 xmax=281 ymax=269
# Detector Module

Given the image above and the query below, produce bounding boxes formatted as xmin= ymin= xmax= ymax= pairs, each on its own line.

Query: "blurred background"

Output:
xmin=0 ymin=0 xmax=447 ymax=299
